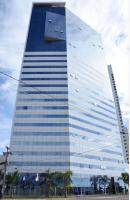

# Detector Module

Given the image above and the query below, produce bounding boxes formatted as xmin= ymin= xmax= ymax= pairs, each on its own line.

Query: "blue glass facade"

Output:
xmin=65 ymin=9 xmax=125 ymax=186
xmin=8 ymin=3 xmax=126 ymax=189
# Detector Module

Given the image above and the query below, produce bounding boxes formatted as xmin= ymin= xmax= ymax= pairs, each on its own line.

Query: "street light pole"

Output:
xmin=1 ymin=146 xmax=12 ymax=197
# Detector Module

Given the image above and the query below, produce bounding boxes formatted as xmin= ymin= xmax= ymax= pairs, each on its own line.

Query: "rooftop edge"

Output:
xmin=33 ymin=2 xmax=66 ymax=7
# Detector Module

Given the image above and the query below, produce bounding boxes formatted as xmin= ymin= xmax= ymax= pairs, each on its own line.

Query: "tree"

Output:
xmin=5 ymin=170 xmax=19 ymax=197
xmin=0 ymin=170 xmax=3 ymax=185
xmin=98 ymin=176 xmax=110 ymax=194
xmin=62 ymin=170 xmax=73 ymax=197
xmin=51 ymin=171 xmax=63 ymax=196
xmin=0 ymin=170 xmax=4 ymax=198
xmin=121 ymin=172 xmax=129 ymax=194
xmin=90 ymin=176 xmax=100 ymax=193
xmin=41 ymin=169 xmax=53 ymax=197
xmin=121 ymin=173 xmax=129 ymax=185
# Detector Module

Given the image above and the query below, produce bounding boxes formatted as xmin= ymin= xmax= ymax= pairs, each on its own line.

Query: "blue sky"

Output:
xmin=0 ymin=0 xmax=129 ymax=153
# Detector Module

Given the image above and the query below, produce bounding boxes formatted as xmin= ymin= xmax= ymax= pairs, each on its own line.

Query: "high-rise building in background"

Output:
xmin=122 ymin=127 xmax=129 ymax=163
xmin=108 ymin=65 xmax=129 ymax=164
xmin=8 ymin=2 xmax=126 ymax=190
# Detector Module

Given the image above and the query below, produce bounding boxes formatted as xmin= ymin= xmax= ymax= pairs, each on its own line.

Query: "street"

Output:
xmin=76 ymin=195 xmax=129 ymax=200
xmin=3 ymin=195 xmax=129 ymax=200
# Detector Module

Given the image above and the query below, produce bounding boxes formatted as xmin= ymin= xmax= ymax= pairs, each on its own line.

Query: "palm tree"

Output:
xmin=121 ymin=172 xmax=129 ymax=194
xmin=121 ymin=173 xmax=129 ymax=185
xmin=62 ymin=170 xmax=73 ymax=197
xmin=51 ymin=171 xmax=63 ymax=196
xmin=6 ymin=170 xmax=19 ymax=197
xmin=42 ymin=169 xmax=53 ymax=197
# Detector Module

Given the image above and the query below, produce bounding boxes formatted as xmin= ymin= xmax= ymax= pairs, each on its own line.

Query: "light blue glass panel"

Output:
xmin=45 ymin=11 xmax=66 ymax=41
xmin=66 ymin=8 xmax=125 ymax=178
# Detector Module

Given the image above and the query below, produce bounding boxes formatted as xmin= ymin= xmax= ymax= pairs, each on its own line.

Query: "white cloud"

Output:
xmin=0 ymin=113 xmax=12 ymax=153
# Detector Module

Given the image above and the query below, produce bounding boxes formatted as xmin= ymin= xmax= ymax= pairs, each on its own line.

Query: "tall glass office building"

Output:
xmin=9 ymin=2 xmax=126 ymax=189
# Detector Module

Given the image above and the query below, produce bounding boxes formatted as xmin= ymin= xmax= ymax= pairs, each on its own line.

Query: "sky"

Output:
xmin=0 ymin=0 xmax=129 ymax=153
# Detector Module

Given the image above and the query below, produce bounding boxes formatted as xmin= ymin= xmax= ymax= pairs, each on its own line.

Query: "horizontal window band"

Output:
xmin=103 ymin=157 xmax=123 ymax=163
xmin=13 ymin=132 xmax=69 ymax=136
xmin=102 ymin=149 xmax=122 ymax=156
xmin=16 ymin=106 xmax=68 ymax=110
xmin=23 ymin=56 xmax=67 ymax=60
xmin=12 ymin=151 xmax=100 ymax=161
xmin=10 ymin=161 xmax=124 ymax=171
xmin=23 ymin=66 xmax=67 ymax=68
xmin=22 ymin=72 xmax=67 ymax=74
xmin=84 ymin=113 xmax=117 ymax=126
xmin=14 ymin=123 xmax=68 ymax=127
xmin=19 ymin=91 xmax=68 ymax=94
xmin=13 ymin=151 xmax=70 ymax=156
xmin=97 ymin=105 xmax=116 ymax=115
xmin=69 ymin=115 xmax=111 ymax=131
xmin=20 ymin=84 xmax=68 ymax=87
xmin=89 ymin=95 xmax=115 ymax=109
xmin=24 ymin=55 xmax=67 ymax=57
xmin=9 ymin=161 xmax=100 ymax=169
xmin=17 ymin=98 xmax=68 ymax=102
xmin=12 ymin=131 xmax=101 ymax=139
xmin=11 ymin=141 xmax=69 ymax=145
xmin=12 ymin=131 xmax=94 ymax=138
xmin=69 ymin=124 xmax=103 ymax=135
xmin=107 ymin=166 xmax=125 ymax=171
xmin=21 ymin=78 xmax=67 ymax=81
xmin=23 ymin=62 xmax=67 ymax=65
xmin=23 ymin=60 xmax=67 ymax=63
xmin=89 ymin=98 xmax=115 ymax=114
xmin=15 ymin=114 xmax=69 ymax=118
xmin=13 ymin=151 xmax=121 ymax=163
xmin=12 ymin=151 xmax=122 ymax=163
xmin=91 ymin=109 xmax=116 ymax=121
xmin=24 ymin=52 xmax=67 ymax=56
xmin=100 ymin=100 xmax=115 ymax=109
xmin=22 ymin=62 xmax=67 ymax=67
xmin=10 ymin=161 xmax=69 ymax=167
xmin=79 ymin=162 xmax=122 ymax=170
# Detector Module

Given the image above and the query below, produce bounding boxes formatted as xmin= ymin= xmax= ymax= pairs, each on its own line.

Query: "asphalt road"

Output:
xmin=78 ymin=195 xmax=129 ymax=200
xmin=4 ymin=195 xmax=129 ymax=200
